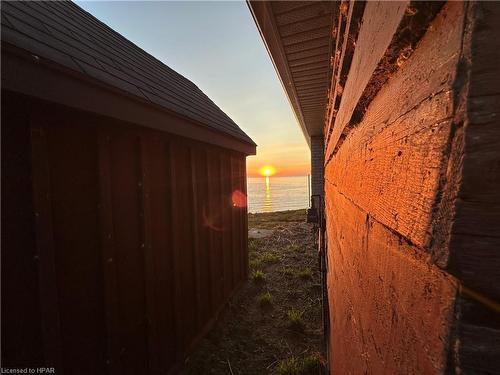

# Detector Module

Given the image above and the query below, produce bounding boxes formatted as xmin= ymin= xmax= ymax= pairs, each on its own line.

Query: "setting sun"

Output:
xmin=259 ymin=165 xmax=277 ymax=177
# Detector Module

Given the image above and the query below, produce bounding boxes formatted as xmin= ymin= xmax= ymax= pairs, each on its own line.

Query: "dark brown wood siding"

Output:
xmin=1 ymin=91 xmax=249 ymax=374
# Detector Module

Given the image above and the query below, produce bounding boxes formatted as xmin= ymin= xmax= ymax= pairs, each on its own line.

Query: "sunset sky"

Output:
xmin=76 ymin=1 xmax=310 ymax=177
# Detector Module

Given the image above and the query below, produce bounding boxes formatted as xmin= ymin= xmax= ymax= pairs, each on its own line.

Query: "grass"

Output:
xmin=183 ymin=210 xmax=324 ymax=375
xmin=248 ymin=209 xmax=306 ymax=229
xmin=282 ymin=267 xmax=295 ymax=277
xmin=277 ymin=353 xmax=325 ymax=375
xmin=258 ymin=291 xmax=273 ymax=307
xmin=252 ymin=270 xmax=266 ymax=283
xmin=277 ymin=357 xmax=301 ymax=375
xmin=261 ymin=252 xmax=280 ymax=264
xmin=248 ymin=238 xmax=258 ymax=252
xmin=287 ymin=308 xmax=305 ymax=331
xmin=302 ymin=353 xmax=325 ymax=374
xmin=288 ymin=244 xmax=304 ymax=254
xmin=297 ymin=268 xmax=313 ymax=280
xmin=249 ymin=259 xmax=262 ymax=270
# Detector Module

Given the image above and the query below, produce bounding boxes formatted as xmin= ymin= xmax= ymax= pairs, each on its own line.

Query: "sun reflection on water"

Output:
xmin=263 ymin=176 xmax=273 ymax=212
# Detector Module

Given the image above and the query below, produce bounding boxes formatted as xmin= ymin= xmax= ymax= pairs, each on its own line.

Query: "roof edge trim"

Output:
xmin=247 ymin=1 xmax=310 ymax=147
xmin=2 ymin=45 xmax=256 ymax=155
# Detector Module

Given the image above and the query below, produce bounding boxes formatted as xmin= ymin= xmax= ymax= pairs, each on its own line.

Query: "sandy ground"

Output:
xmin=181 ymin=210 xmax=326 ymax=375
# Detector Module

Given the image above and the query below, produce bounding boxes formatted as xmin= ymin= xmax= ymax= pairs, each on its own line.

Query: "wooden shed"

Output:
xmin=250 ymin=1 xmax=500 ymax=374
xmin=1 ymin=2 xmax=255 ymax=374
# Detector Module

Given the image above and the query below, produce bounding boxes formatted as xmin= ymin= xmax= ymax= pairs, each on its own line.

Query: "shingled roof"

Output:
xmin=1 ymin=1 xmax=255 ymax=146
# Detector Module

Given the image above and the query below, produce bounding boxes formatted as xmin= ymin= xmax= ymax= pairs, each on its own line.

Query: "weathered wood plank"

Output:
xmin=447 ymin=2 xmax=500 ymax=301
xmin=327 ymin=90 xmax=454 ymax=249
xmin=325 ymin=0 xmax=409 ymax=158
xmin=450 ymin=291 xmax=500 ymax=374
xmin=325 ymin=0 xmax=364 ymax=136
xmin=325 ymin=183 xmax=457 ymax=375
xmin=326 ymin=2 xmax=466 ymax=250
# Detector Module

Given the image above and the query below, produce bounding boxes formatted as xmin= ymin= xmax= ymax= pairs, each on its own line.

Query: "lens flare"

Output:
xmin=231 ymin=190 xmax=247 ymax=208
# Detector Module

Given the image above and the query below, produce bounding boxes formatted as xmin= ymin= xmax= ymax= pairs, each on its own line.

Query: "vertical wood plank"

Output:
xmin=194 ymin=147 xmax=213 ymax=324
xmin=2 ymin=93 xmax=44 ymax=367
xmin=30 ymin=124 xmax=64 ymax=373
xmin=165 ymin=141 xmax=183 ymax=362
xmin=171 ymin=143 xmax=197 ymax=348
xmin=97 ymin=131 xmax=121 ymax=375
xmin=167 ymin=144 xmax=182 ymax=361
xmin=241 ymin=159 xmax=249 ymax=280
xmin=202 ymin=148 xmax=215 ymax=318
xmin=207 ymin=150 xmax=223 ymax=309
xmin=239 ymin=158 xmax=248 ymax=281
xmin=110 ymin=133 xmax=148 ymax=373
xmin=45 ymin=117 xmax=105 ymax=374
xmin=140 ymin=136 xmax=158 ymax=374
xmin=147 ymin=136 xmax=177 ymax=371
xmin=230 ymin=157 xmax=238 ymax=285
xmin=219 ymin=153 xmax=232 ymax=298
xmin=190 ymin=147 xmax=203 ymax=331
xmin=204 ymin=152 xmax=215 ymax=317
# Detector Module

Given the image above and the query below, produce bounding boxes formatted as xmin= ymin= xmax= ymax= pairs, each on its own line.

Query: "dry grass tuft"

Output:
xmin=252 ymin=270 xmax=266 ymax=283
xmin=258 ymin=291 xmax=272 ymax=307
xmin=297 ymin=268 xmax=313 ymax=280
xmin=287 ymin=308 xmax=305 ymax=331
xmin=277 ymin=357 xmax=301 ymax=375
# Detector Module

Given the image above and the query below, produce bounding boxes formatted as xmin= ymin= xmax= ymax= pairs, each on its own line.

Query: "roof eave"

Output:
xmin=247 ymin=1 xmax=311 ymax=147
xmin=2 ymin=44 xmax=256 ymax=155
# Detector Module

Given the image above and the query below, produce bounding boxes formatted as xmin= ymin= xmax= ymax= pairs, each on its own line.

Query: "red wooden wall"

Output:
xmin=2 ymin=91 xmax=249 ymax=375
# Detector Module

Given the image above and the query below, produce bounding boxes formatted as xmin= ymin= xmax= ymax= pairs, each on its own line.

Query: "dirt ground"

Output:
xmin=181 ymin=210 xmax=326 ymax=375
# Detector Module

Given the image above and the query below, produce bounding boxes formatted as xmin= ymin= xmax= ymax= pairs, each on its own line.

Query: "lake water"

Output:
xmin=247 ymin=176 xmax=310 ymax=213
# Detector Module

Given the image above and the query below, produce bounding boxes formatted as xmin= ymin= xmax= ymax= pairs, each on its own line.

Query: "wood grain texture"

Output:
xmin=325 ymin=0 xmax=409 ymax=159
xmin=325 ymin=185 xmax=456 ymax=375
xmin=325 ymin=0 xmax=356 ymax=135
xmin=449 ymin=291 xmax=500 ymax=374
xmin=326 ymin=2 xmax=465 ymax=250
xmin=323 ymin=2 xmax=500 ymax=374
xmin=446 ymin=1 xmax=500 ymax=301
